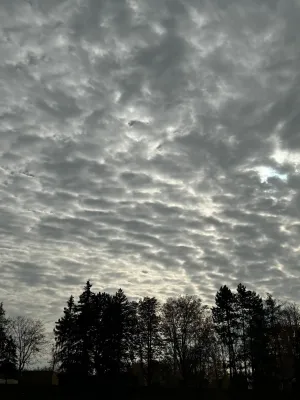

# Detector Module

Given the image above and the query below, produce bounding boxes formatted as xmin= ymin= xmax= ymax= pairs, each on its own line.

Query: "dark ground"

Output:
xmin=0 ymin=387 xmax=299 ymax=400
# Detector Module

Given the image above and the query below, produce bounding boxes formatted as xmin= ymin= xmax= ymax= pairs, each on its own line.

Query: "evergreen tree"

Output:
xmin=212 ymin=286 xmax=238 ymax=379
xmin=246 ymin=289 xmax=265 ymax=389
xmin=279 ymin=302 xmax=300 ymax=390
xmin=92 ymin=291 xmax=114 ymax=378
xmin=0 ymin=303 xmax=17 ymax=381
xmin=137 ymin=297 xmax=162 ymax=385
xmin=74 ymin=280 xmax=95 ymax=377
xmin=54 ymin=295 xmax=79 ymax=374
xmin=263 ymin=293 xmax=283 ymax=389
xmin=109 ymin=289 xmax=137 ymax=377
xmin=51 ymin=280 xmax=300 ymax=389
xmin=236 ymin=284 xmax=264 ymax=375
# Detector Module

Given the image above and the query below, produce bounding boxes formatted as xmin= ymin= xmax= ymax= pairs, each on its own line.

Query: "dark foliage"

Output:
xmin=2 ymin=281 xmax=300 ymax=393
xmin=0 ymin=302 xmax=17 ymax=381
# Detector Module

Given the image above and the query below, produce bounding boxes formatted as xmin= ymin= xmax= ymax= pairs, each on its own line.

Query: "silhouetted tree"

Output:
xmin=279 ymin=302 xmax=300 ymax=390
xmin=0 ymin=303 xmax=17 ymax=382
xmin=109 ymin=289 xmax=137 ymax=378
xmin=263 ymin=293 xmax=283 ymax=389
xmin=212 ymin=286 xmax=238 ymax=380
xmin=75 ymin=280 xmax=95 ymax=377
xmin=92 ymin=291 xmax=114 ymax=379
xmin=51 ymin=280 xmax=300 ymax=390
xmin=190 ymin=312 xmax=222 ymax=386
xmin=245 ymin=288 xmax=265 ymax=389
xmin=137 ymin=297 xmax=162 ymax=385
xmin=48 ymin=343 xmax=59 ymax=372
xmin=7 ymin=315 xmax=46 ymax=374
xmin=54 ymin=295 xmax=79 ymax=374
xmin=161 ymin=295 xmax=207 ymax=385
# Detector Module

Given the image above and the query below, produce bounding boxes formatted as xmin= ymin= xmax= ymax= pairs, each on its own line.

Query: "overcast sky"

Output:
xmin=1 ymin=0 xmax=300 ymax=332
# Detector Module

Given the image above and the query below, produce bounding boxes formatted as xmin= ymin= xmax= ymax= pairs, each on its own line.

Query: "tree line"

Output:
xmin=52 ymin=281 xmax=300 ymax=390
xmin=1 ymin=281 xmax=300 ymax=391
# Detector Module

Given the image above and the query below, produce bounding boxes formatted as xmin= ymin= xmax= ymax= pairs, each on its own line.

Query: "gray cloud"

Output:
xmin=1 ymin=0 xmax=300 ymax=338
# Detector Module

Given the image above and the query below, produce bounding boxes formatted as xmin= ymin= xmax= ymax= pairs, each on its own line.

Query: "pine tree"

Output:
xmin=92 ymin=291 xmax=114 ymax=378
xmin=263 ymin=293 xmax=283 ymax=389
xmin=236 ymin=283 xmax=254 ymax=376
xmin=277 ymin=302 xmax=300 ymax=390
xmin=0 ymin=303 xmax=17 ymax=381
xmin=74 ymin=280 xmax=95 ymax=377
xmin=246 ymin=289 xmax=265 ymax=388
xmin=137 ymin=297 xmax=161 ymax=385
xmin=212 ymin=286 xmax=238 ymax=379
xmin=54 ymin=295 xmax=79 ymax=374
xmin=110 ymin=289 xmax=137 ymax=377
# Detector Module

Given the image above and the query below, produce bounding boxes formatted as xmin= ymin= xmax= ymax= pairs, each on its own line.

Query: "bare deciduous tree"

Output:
xmin=8 ymin=316 xmax=47 ymax=373
xmin=161 ymin=295 xmax=208 ymax=384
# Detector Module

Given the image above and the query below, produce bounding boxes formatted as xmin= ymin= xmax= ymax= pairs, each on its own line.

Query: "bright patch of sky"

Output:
xmin=255 ymin=166 xmax=288 ymax=183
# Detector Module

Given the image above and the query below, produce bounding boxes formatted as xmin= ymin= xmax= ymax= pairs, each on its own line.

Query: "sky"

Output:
xmin=1 ymin=0 xmax=300 ymax=337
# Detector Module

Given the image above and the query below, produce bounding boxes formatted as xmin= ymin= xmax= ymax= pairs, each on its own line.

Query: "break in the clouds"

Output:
xmin=1 ymin=0 xmax=300 ymax=330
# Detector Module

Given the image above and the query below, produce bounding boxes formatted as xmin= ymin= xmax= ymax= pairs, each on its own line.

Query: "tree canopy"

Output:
xmin=2 ymin=281 xmax=300 ymax=392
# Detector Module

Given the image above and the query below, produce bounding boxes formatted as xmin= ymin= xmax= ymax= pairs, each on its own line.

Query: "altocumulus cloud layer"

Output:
xmin=1 ymin=0 xmax=300 ymax=329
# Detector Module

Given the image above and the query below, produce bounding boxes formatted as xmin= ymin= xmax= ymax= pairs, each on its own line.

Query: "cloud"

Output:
xmin=1 ymin=0 xmax=300 ymax=338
